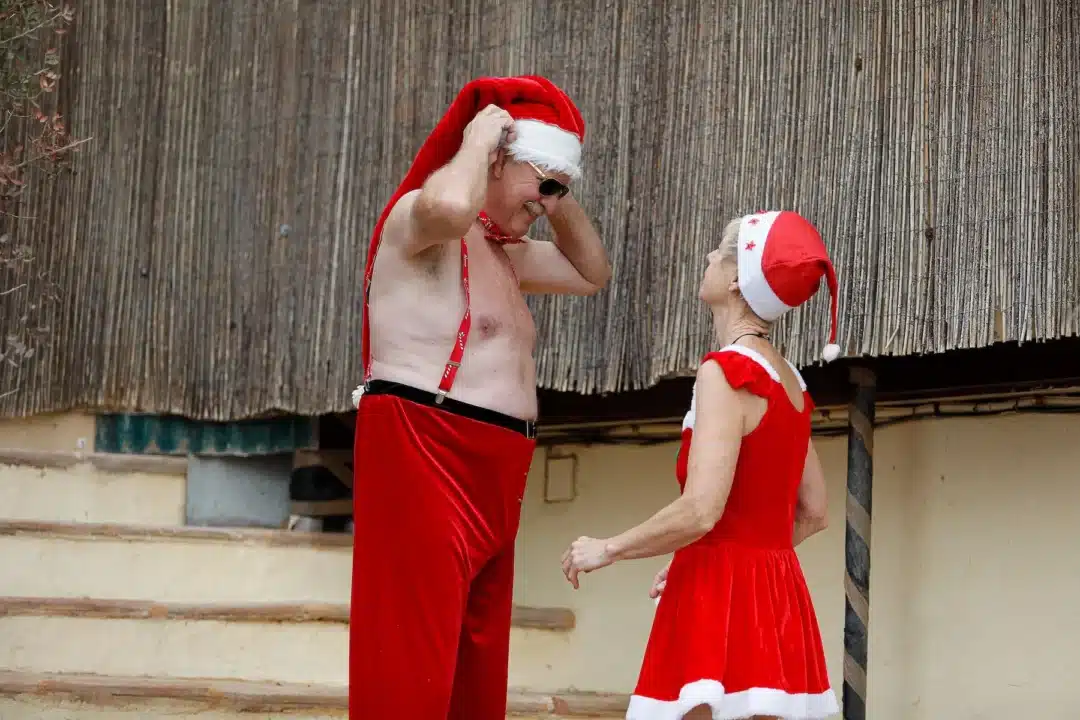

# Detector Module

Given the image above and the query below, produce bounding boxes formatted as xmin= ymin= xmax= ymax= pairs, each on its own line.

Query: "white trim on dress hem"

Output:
xmin=627 ymin=679 xmax=839 ymax=720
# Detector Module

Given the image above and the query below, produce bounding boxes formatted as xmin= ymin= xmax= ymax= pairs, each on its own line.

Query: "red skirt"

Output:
xmin=628 ymin=539 xmax=838 ymax=719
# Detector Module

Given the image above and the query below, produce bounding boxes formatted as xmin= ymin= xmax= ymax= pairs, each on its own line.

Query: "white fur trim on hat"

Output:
xmin=507 ymin=119 xmax=582 ymax=181
xmin=737 ymin=211 xmax=793 ymax=322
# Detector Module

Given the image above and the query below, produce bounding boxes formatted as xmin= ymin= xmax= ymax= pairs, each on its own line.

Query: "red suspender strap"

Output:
xmin=360 ymin=235 xmax=377 ymax=386
xmin=361 ymin=236 xmax=472 ymax=405
xmin=436 ymin=238 xmax=471 ymax=403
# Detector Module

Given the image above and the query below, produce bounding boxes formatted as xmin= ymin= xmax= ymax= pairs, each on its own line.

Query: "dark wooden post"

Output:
xmin=843 ymin=366 xmax=876 ymax=720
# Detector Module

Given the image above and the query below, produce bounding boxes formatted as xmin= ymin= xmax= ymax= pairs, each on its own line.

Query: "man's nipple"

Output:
xmin=476 ymin=315 xmax=501 ymax=338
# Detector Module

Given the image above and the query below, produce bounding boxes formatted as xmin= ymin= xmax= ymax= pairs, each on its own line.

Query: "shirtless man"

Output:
xmin=349 ymin=76 xmax=610 ymax=719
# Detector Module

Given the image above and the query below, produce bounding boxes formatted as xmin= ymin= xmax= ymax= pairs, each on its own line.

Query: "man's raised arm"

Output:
xmin=504 ymin=195 xmax=612 ymax=296
xmin=390 ymin=104 xmax=515 ymax=256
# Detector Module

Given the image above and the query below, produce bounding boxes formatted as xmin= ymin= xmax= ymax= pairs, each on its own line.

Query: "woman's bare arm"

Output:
xmin=793 ymin=440 xmax=829 ymax=546
xmin=604 ymin=360 xmax=743 ymax=562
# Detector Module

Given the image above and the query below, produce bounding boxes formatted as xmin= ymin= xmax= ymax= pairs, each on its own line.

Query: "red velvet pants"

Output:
xmin=349 ymin=381 xmax=536 ymax=719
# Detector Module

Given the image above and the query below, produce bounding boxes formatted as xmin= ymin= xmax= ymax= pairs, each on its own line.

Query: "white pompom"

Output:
xmin=822 ymin=344 xmax=841 ymax=362
xmin=351 ymin=384 xmax=365 ymax=408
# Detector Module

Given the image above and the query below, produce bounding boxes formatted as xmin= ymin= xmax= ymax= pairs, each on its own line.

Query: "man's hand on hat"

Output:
xmin=463 ymin=104 xmax=516 ymax=165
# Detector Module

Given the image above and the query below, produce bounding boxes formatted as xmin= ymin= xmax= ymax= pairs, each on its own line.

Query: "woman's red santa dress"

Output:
xmin=627 ymin=344 xmax=839 ymax=720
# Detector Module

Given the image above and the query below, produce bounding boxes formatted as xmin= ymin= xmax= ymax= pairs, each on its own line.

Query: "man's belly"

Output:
xmin=368 ymin=343 xmax=538 ymax=421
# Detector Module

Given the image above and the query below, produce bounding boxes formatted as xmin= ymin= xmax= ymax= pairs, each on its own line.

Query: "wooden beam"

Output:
xmin=0 ymin=597 xmax=349 ymax=624
xmin=0 ymin=596 xmax=577 ymax=632
xmin=0 ymin=671 xmax=348 ymax=712
xmin=0 ymin=449 xmax=187 ymax=476
xmin=0 ymin=519 xmax=353 ymax=549
xmin=0 ymin=671 xmax=628 ymax=716
xmin=292 ymin=449 xmax=353 ymax=489
xmin=510 ymin=604 xmax=576 ymax=631
xmin=843 ymin=366 xmax=876 ymax=720
xmin=535 ymin=336 xmax=1080 ymax=427
xmin=290 ymin=499 xmax=353 ymax=517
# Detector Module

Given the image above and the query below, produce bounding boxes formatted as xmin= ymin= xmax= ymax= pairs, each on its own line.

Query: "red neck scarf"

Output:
xmin=478 ymin=211 xmax=524 ymax=244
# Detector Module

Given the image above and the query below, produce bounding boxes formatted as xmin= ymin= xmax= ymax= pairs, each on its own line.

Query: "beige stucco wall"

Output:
xmin=512 ymin=414 xmax=1080 ymax=719
xmin=0 ymin=460 xmax=186 ymax=525
xmin=0 ymin=412 xmax=95 ymax=452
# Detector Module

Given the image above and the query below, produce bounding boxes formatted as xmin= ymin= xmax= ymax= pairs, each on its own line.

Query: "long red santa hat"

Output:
xmin=357 ymin=75 xmax=586 ymax=397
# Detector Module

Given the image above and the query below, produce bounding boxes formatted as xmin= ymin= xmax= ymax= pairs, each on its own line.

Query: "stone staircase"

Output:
xmin=0 ymin=448 xmax=628 ymax=718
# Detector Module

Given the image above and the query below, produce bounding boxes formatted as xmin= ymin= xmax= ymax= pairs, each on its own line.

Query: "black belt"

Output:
xmin=363 ymin=380 xmax=537 ymax=440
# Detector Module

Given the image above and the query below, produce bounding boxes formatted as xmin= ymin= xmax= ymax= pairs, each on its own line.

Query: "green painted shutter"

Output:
xmin=95 ymin=413 xmax=316 ymax=456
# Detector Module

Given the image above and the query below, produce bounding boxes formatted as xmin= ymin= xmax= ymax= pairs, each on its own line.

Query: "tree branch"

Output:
xmin=12 ymin=136 xmax=92 ymax=170
xmin=0 ymin=9 xmax=66 ymax=48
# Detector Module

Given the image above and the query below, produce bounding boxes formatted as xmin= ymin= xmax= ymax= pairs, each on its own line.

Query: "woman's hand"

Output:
xmin=649 ymin=561 xmax=670 ymax=599
xmin=561 ymin=536 xmax=615 ymax=589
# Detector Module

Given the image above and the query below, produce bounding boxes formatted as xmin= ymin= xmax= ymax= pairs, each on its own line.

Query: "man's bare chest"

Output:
xmin=464 ymin=240 xmax=535 ymax=343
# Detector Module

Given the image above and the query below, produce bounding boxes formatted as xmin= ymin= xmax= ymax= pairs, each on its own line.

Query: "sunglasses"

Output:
xmin=526 ymin=161 xmax=570 ymax=199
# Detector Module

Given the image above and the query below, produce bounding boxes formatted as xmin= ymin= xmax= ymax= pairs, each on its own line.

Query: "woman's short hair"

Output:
xmin=718 ymin=217 xmax=742 ymax=262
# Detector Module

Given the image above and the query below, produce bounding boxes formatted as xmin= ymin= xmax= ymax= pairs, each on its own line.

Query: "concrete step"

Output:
xmin=0 ymin=522 xmax=575 ymax=627
xmin=0 ymin=595 xmax=574 ymax=699
xmin=0 ymin=450 xmax=186 ymax=526
xmin=0 ymin=522 xmax=579 ymax=692
xmin=0 ymin=595 xmax=576 ymax=691
xmin=0 ymin=520 xmax=352 ymax=604
xmin=0 ymin=613 xmax=347 ymax=686
xmin=0 ymin=671 xmax=629 ymax=718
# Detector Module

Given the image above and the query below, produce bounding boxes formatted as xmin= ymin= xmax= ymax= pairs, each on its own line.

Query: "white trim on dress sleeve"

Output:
xmin=681 ymin=384 xmax=698 ymax=431
xmin=718 ymin=344 xmax=781 ymax=381
xmin=783 ymin=358 xmax=808 ymax=391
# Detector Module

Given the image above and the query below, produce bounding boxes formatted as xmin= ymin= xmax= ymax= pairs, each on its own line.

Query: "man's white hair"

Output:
xmin=507 ymin=119 xmax=583 ymax=181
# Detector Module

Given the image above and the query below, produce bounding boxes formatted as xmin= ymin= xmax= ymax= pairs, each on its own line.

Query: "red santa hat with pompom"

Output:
xmin=370 ymin=75 xmax=584 ymax=248
xmin=356 ymin=76 xmax=585 ymax=405
xmin=736 ymin=210 xmax=842 ymax=362
xmin=362 ymin=74 xmax=585 ymax=287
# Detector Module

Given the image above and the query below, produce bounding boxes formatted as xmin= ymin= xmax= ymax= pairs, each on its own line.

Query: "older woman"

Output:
xmin=561 ymin=211 xmax=841 ymax=720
